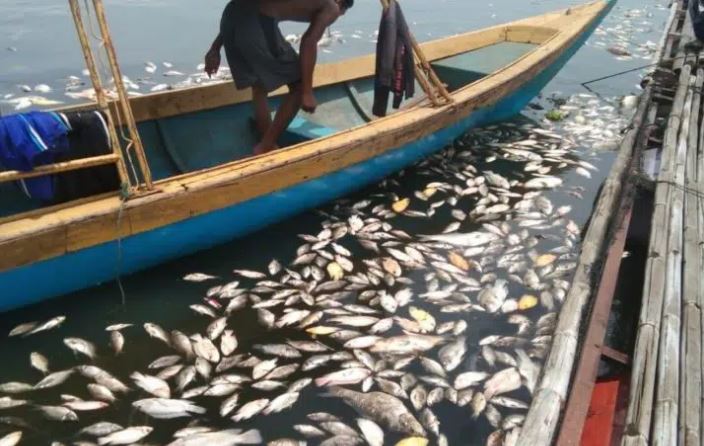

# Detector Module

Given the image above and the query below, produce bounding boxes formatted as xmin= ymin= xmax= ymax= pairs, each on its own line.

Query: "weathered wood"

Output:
xmin=680 ymin=66 xmax=702 ymax=446
xmin=651 ymin=75 xmax=692 ymax=446
xmin=621 ymin=63 xmax=693 ymax=446
xmin=67 ymin=0 xmax=131 ymax=190
xmin=91 ymin=0 xmax=153 ymax=190
xmin=517 ymin=73 xmax=655 ymax=446
xmin=653 ymin=3 xmax=681 ymax=65
xmin=0 ymin=0 xmax=612 ymax=273
xmin=0 ymin=154 xmax=119 ymax=183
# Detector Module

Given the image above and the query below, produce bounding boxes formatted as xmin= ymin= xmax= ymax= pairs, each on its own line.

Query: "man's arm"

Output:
xmin=298 ymin=2 xmax=340 ymax=112
xmin=205 ymin=34 xmax=224 ymax=78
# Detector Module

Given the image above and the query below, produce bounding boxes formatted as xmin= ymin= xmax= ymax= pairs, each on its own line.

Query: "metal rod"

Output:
xmin=0 ymin=154 xmax=119 ymax=183
xmin=91 ymin=0 xmax=154 ymax=190
xmin=68 ymin=0 xmax=131 ymax=192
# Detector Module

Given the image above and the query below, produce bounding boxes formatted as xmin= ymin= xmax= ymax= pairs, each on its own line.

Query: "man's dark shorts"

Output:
xmin=220 ymin=0 xmax=302 ymax=93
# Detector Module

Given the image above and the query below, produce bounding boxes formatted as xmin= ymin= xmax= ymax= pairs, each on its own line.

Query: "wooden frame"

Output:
xmin=0 ymin=2 xmax=607 ymax=275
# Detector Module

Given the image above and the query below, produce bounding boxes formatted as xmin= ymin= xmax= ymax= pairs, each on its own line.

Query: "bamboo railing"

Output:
xmin=0 ymin=0 xmax=154 ymax=195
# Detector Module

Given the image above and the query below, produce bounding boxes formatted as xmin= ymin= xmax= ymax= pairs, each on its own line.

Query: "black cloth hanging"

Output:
xmin=53 ymin=110 xmax=120 ymax=203
xmin=690 ymin=0 xmax=704 ymax=42
xmin=372 ymin=0 xmax=415 ymax=117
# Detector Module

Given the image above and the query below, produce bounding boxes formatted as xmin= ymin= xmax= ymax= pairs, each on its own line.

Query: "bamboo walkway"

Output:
xmin=622 ymin=1 xmax=704 ymax=445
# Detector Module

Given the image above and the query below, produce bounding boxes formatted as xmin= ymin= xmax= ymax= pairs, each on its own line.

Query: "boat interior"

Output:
xmin=0 ymin=24 xmax=555 ymax=219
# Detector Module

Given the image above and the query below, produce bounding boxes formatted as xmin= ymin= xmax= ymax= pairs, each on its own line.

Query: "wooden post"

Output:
xmin=91 ymin=0 xmax=154 ymax=190
xmin=68 ymin=0 xmax=131 ymax=192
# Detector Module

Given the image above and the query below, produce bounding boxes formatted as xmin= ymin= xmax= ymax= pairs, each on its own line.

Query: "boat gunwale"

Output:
xmin=0 ymin=1 xmax=608 ymax=272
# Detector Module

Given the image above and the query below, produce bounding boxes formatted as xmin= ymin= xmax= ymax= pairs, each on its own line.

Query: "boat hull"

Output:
xmin=0 ymin=6 xmax=610 ymax=312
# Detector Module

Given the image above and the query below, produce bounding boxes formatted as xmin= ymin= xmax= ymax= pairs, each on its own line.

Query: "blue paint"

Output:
xmin=0 ymin=5 xmax=613 ymax=311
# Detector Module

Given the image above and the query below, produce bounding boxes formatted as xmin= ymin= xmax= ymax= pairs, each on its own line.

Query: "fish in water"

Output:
xmin=132 ymin=398 xmax=206 ymax=419
xmin=98 ymin=426 xmax=153 ymax=445
xmin=326 ymin=387 xmax=425 ymax=436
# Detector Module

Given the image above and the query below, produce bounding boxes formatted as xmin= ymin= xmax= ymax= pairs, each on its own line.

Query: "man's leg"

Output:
xmin=252 ymin=84 xmax=272 ymax=136
xmin=253 ymin=82 xmax=302 ymax=155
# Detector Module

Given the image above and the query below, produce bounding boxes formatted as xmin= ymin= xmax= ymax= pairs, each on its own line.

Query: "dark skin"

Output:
xmin=205 ymin=0 xmax=349 ymax=155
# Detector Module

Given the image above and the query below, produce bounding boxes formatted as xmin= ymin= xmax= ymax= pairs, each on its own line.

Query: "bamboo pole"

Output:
xmin=517 ymin=82 xmax=655 ymax=446
xmin=680 ymin=66 xmax=702 ymax=446
xmin=68 ymin=0 xmax=131 ymax=192
xmin=651 ymin=75 xmax=692 ymax=446
xmin=621 ymin=63 xmax=693 ymax=446
xmin=0 ymin=154 xmax=119 ymax=183
xmin=91 ymin=0 xmax=153 ymax=190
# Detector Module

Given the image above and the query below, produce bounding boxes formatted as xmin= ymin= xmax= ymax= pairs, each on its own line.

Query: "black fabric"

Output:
xmin=690 ymin=0 xmax=704 ymax=41
xmin=220 ymin=0 xmax=301 ymax=93
xmin=372 ymin=1 xmax=415 ymax=117
xmin=53 ymin=111 xmax=120 ymax=203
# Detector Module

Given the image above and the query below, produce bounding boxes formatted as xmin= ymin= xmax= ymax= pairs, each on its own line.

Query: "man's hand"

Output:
xmin=204 ymin=48 xmax=221 ymax=78
xmin=302 ymin=91 xmax=318 ymax=113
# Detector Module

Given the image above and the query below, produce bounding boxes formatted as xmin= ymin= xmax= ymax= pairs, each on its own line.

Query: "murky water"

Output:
xmin=0 ymin=1 xmax=669 ymax=445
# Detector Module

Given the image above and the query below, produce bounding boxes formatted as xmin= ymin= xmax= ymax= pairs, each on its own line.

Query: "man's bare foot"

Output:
xmin=253 ymin=142 xmax=279 ymax=156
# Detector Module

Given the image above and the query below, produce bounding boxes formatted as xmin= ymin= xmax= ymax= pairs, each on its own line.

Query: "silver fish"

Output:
xmin=483 ymin=368 xmax=522 ymax=399
xmin=263 ymin=392 xmax=300 ymax=415
xmin=133 ymin=398 xmax=206 ymax=419
xmin=327 ymin=387 xmax=425 ymax=436
xmin=168 ymin=429 xmax=261 ymax=446
xmin=98 ymin=426 xmax=153 ymax=445
xmin=36 ymin=405 xmax=78 ymax=422
xmin=232 ymin=398 xmax=270 ymax=422
xmin=79 ymin=421 xmax=123 ymax=437
xmin=315 ymin=368 xmax=371 ymax=387
xmin=27 ymin=316 xmax=66 ymax=336
xmin=35 ymin=369 xmax=74 ymax=389
xmin=438 ymin=336 xmax=466 ymax=372
xmin=130 ymin=372 xmax=170 ymax=398
xmin=356 ymin=418 xmax=384 ymax=446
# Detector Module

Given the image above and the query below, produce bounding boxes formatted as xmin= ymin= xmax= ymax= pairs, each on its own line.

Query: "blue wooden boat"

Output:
xmin=0 ymin=0 xmax=614 ymax=311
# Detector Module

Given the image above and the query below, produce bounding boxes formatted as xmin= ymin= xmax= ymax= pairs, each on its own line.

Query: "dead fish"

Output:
xmin=79 ymin=421 xmax=123 ymax=437
xmin=524 ymin=176 xmax=563 ymax=189
xmin=183 ymin=273 xmax=217 ymax=282
xmin=263 ymin=392 xmax=300 ymax=415
xmin=36 ymin=405 xmax=78 ymax=422
xmin=438 ymin=336 xmax=466 ymax=372
xmin=453 ymin=371 xmax=489 ymax=390
xmin=220 ymin=330 xmax=238 ymax=356
xmin=233 ymin=269 xmax=267 ymax=279
xmin=370 ymin=334 xmax=444 ymax=355
xmin=0 ymin=431 xmax=22 ymax=446
xmin=421 ymin=231 xmax=499 ymax=247
xmin=0 ymin=382 xmax=32 ymax=394
xmin=207 ymin=317 xmax=228 ymax=341
xmin=254 ymin=343 xmax=301 ymax=358
xmin=144 ymin=323 xmax=171 ymax=345
xmin=88 ymin=384 xmax=117 ymax=403
xmin=316 ymin=368 xmax=371 ymax=387
xmin=63 ymin=400 xmax=110 ymax=411
xmin=35 ymin=369 xmax=74 ymax=389
xmin=478 ymin=280 xmax=509 ymax=313
xmin=484 ymin=368 xmax=522 ymax=399
xmin=133 ymin=398 xmax=206 ymax=419
xmin=232 ymin=398 xmax=270 ymax=422
xmin=168 ymin=428 xmax=261 ymax=446
xmin=110 ymin=331 xmax=125 ymax=355
xmin=8 ymin=322 xmax=38 ymax=337
xmin=27 ymin=316 xmax=66 ymax=336
xmin=0 ymin=397 xmax=28 ymax=410
xmin=191 ymin=334 xmax=220 ymax=363
xmin=130 ymin=372 xmax=170 ymax=398
xmin=327 ymin=387 xmax=425 ymax=436
xmin=98 ymin=426 xmax=153 ymax=445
